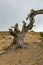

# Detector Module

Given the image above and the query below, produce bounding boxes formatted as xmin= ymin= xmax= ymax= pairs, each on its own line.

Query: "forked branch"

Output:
xmin=22 ymin=9 xmax=43 ymax=33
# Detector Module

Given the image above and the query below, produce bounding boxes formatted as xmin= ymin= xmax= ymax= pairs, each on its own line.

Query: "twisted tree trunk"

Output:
xmin=9 ymin=9 xmax=43 ymax=48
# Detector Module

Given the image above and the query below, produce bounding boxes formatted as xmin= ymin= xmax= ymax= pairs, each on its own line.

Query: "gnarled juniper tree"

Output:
xmin=9 ymin=9 xmax=43 ymax=48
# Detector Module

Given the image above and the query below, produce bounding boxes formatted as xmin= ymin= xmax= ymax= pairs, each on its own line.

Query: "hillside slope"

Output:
xmin=0 ymin=32 xmax=43 ymax=65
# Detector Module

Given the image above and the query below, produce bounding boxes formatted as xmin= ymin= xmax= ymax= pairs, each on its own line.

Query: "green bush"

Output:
xmin=30 ymin=30 xmax=34 ymax=32
xmin=40 ymin=32 xmax=43 ymax=48
xmin=40 ymin=32 xmax=43 ymax=42
xmin=40 ymin=32 xmax=43 ymax=37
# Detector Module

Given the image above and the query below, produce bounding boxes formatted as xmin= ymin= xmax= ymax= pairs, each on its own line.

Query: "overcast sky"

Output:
xmin=0 ymin=0 xmax=43 ymax=31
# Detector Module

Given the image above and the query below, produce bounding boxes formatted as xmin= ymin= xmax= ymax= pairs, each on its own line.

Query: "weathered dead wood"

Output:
xmin=9 ymin=9 xmax=43 ymax=48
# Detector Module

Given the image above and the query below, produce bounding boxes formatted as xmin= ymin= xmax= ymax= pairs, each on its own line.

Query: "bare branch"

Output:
xmin=21 ymin=9 xmax=43 ymax=33
xmin=26 ymin=9 xmax=43 ymax=20
xmin=9 ymin=9 xmax=43 ymax=48
xmin=9 ymin=28 xmax=17 ymax=37
xmin=26 ymin=9 xmax=43 ymax=31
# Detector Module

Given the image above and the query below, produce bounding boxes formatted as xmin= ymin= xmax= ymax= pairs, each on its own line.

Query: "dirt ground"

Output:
xmin=0 ymin=32 xmax=43 ymax=65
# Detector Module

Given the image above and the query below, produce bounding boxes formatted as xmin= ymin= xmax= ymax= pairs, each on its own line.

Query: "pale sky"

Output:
xmin=0 ymin=0 xmax=43 ymax=32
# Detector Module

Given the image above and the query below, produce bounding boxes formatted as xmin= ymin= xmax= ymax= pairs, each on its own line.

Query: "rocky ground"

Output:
xmin=0 ymin=32 xmax=43 ymax=65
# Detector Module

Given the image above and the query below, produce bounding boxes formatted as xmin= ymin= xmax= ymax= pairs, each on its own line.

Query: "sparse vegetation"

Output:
xmin=39 ymin=32 xmax=43 ymax=48
xmin=30 ymin=30 xmax=34 ymax=32
xmin=40 ymin=32 xmax=43 ymax=37
xmin=40 ymin=32 xmax=43 ymax=41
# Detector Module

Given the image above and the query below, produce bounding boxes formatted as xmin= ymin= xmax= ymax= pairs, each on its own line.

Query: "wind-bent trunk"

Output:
xmin=9 ymin=9 xmax=43 ymax=48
